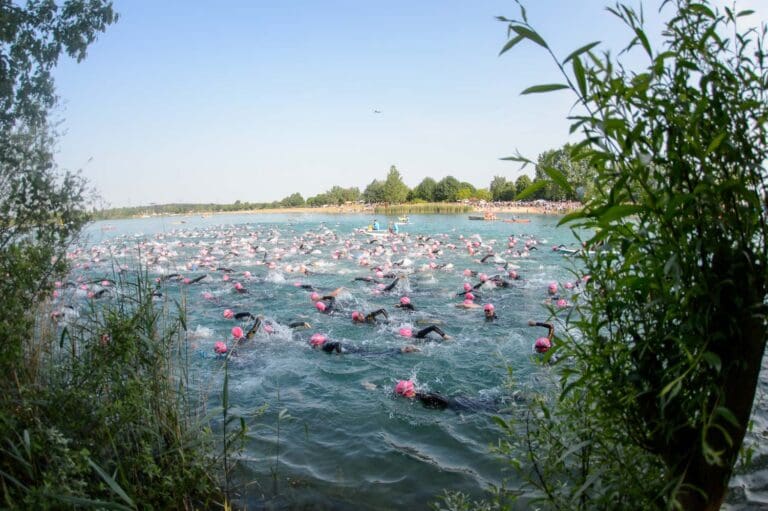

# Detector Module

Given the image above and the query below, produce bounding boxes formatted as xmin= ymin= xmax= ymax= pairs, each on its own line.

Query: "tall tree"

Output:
xmin=490 ymin=175 xmax=508 ymax=201
xmin=382 ymin=165 xmax=409 ymax=203
xmin=363 ymin=179 xmax=385 ymax=203
xmin=0 ymin=1 xmax=117 ymax=373
xmin=412 ymin=177 xmax=437 ymax=202
xmin=434 ymin=176 xmax=461 ymax=202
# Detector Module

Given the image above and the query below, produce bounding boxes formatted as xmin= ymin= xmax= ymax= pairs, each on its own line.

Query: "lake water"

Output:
xmin=67 ymin=212 xmax=767 ymax=510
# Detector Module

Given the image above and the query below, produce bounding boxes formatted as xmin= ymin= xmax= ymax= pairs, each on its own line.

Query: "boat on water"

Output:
xmin=362 ymin=229 xmax=391 ymax=237
xmin=397 ymin=216 xmax=410 ymax=224
xmin=469 ymin=211 xmax=497 ymax=221
xmin=502 ymin=218 xmax=531 ymax=224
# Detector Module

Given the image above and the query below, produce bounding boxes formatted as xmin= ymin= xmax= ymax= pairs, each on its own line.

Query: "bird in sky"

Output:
xmin=373 ymin=109 xmax=382 ymax=114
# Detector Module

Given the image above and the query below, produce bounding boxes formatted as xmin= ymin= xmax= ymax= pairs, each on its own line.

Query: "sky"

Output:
xmin=52 ymin=0 xmax=766 ymax=208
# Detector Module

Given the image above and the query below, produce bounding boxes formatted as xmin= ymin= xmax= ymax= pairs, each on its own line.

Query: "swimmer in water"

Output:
xmin=399 ymin=325 xmax=451 ymax=341
xmin=455 ymin=299 xmax=481 ymax=309
xmin=484 ymin=303 xmax=497 ymax=321
xmin=393 ymin=380 xmax=509 ymax=411
xmin=528 ymin=320 xmax=554 ymax=353
xmin=352 ymin=309 xmax=389 ymax=324
xmin=394 ymin=296 xmax=415 ymax=311
xmin=383 ymin=275 xmax=406 ymax=293
xmin=310 ymin=333 xmax=419 ymax=355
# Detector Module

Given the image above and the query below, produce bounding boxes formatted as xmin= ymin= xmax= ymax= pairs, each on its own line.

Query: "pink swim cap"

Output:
xmin=564 ymin=282 xmax=574 ymax=290
xmin=394 ymin=380 xmax=416 ymax=398
xmin=376 ymin=271 xmax=384 ymax=279
xmin=203 ymin=292 xmax=214 ymax=300
xmin=101 ymin=280 xmax=110 ymax=287
xmin=310 ymin=333 xmax=326 ymax=347
xmin=535 ymin=337 xmax=552 ymax=353
xmin=479 ymin=273 xmax=488 ymax=282
xmin=231 ymin=326 xmax=244 ymax=339
xmin=548 ymin=282 xmax=558 ymax=294
xmin=509 ymin=270 xmax=518 ymax=279
xmin=264 ymin=324 xmax=274 ymax=334
xmin=484 ymin=303 xmax=495 ymax=312
xmin=463 ymin=299 xmax=473 ymax=306
xmin=223 ymin=274 xmax=230 ymax=281
xmin=315 ymin=301 xmax=327 ymax=312
xmin=463 ymin=282 xmax=472 ymax=292
xmin=223 ymin=309 xmax=234 ymax=319
xmin=183 ymin=278 xmax=191 ymax=284
xmin=244 ymin=271 xmax=252 ymax=279
xmin=214 ymin=341 xmax=227 ymax=354
xmin=352 ymin=311 xmax=363 ymax=321
xmin=310 ymin=292 xmax=320 ymax=302
xmin=463 ymin=269 xmax=472 ymax=276
xmin=399 ymin=328 xmax=413 ymax=338
xmin=465 ymin=292 xmax=475 ymax=301
xmin=234 ymin=282 xmax=244 ymax=291
xmin=400 ymin=296 xmax=411 ymax=306
xmin=556 ymin=299 xmax=568 ymax=308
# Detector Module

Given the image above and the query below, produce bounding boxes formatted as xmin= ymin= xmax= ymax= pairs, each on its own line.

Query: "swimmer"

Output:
xmin=484 ymin=303 xmax=497 ymax=321
xmin=288 ymin=321 xmax=312 ymax=329
xmin=394 ymin=380 xmax=506 ymax=411
xmin=310 ymin=333 xmax=419 ymax=355
xmin=394 ymin=296 xmax=415 ymax=311
xmin=352 ymin=309 xmax=389 ymax=324
xmin=399 ymin=325 xmax=451 ymax=341
xmin=235 ymin=311 xmax=255 ymax=321
xmin=455 ymin=299 xmax=481 ymax=309
xmin=383 ymin=275 xmax=406 ymax=293
xmin=187 ymin=274 xmax=207 ymax=284
xmin=528 ymin=320 xmax=554 ymax=353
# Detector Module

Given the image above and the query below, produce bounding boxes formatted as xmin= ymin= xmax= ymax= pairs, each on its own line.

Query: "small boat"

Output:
xmin=469 ymin=212 xmax=497 ymax=221
xmin=397 ymin=216 xmax=410 ymax=223
xmin=363 ymin=230 xmax=390 ymax=238
xmin=502 ymin=218 xmax=531 ymax=224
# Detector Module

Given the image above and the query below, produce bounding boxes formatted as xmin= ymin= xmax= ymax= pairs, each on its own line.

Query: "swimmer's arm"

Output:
xmin=368 ymin=309 xmax=389 ymax=321
xmin=528 ymin=320 xmax=555 ymax=339
xmin=288 ymin=321 xmax=311 ymax=329
xmin=416 ymin=392 xmax=449 ymax=410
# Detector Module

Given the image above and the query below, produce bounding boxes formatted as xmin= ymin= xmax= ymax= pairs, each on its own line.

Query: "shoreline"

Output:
xmin=100 ymin=202 xmax=581 ymax=221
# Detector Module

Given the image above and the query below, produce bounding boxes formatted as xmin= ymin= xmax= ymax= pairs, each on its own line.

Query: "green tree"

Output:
xmin=498 ymin=1 xmax=768 ymax=509
xmin=514 ymin=174 xmax=532 ymax=198
xmin=0 ymin=1 xmax=117 ymax=374
xmin=382 ymin=165 xmax=410 ymax=203
xmin=474 ymin=188 xmax=492 ymax=201
xmin=434 ymin=176 xmax=461 ymax=202
xmin=280 ymin=192 xmax=305 ymax=207
xmin=490 ymin=175 xmax=508 ymax=201
xmin=363 ymin=179 xmax=385 ymax=203
xmin=412 ymin=177 xmax=438 ymax=202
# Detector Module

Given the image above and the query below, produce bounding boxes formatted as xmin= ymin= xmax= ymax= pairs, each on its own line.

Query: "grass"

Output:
xmin=373 ymin=202 xmax=473 ymax=215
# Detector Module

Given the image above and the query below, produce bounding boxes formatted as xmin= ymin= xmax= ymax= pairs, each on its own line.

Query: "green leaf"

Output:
xmin=510 ymin=25 xmax=548 ymax=48
xmin=521 ymin=83 xmax=570 ymax=95
xmin=563 ymin=41 xmax=601 ymax=63
xmin=499 ymin=154 xmax=533 ymax=164
xmin=737 ymin=9 xmax=755 ymax=17
xmin=702 ymin=351 xmax=722 ymax=372
xmin=688 ymin=3 xmax=715 ymax=18
xmin=543 ymin=166 xmax=574 ymax=196
xmin=514 ymin=180 xmax=547 ymax=201
xmin=492 ymin=415 xmax=511 ymax=431
xmin=572 ymin=56 xmax=587 ymax=97
xmin=715 ymin=406 xmax=740 ymax=428
xmin=599 ymin=204 xmax=642 ymax=224
xmin=499 ymin=34 xmax=525 ymax=56
xmin=634 ymin=27 xmax=652 ymax=58
xmin=706 ymin=133 xmax=726 ymax=154
xmin=557 ymin=208 xmax=586 ymax=226
xmin=88 ymin=458 xmax=135 ymax=508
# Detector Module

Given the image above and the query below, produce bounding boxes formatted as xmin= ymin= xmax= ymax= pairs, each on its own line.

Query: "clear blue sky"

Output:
xmin=52 ymin=0 xmax=765 ymax=208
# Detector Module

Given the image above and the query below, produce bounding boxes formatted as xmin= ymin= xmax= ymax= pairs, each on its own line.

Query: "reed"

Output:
xmin=0 ymin=268 xmax=224 ymax=509
xmin=373 ymin=202 xmax=472 ymax=215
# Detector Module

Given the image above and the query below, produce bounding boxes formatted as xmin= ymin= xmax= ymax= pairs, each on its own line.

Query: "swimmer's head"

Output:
xmin=564 ymin=281 xmax=574 ymax=290
xmin=548 ymin=282 xmax=558 ymax=295
xmin=484 ymin=303 xmax=495 ymax=315
xmin=479 ymin=273 xmax=488 ymax=282
xmin=535 ymin=337 xmax=552 ymax=353
xmin=234 ymin=282 xmax=244 ymax=291
xmin=508 ymin=270 xmax=518 ymax=279
xmin=463 ymin=299 xmax=473 ymax=306
xmin=214 ymin=341 xmax=227 ymax=354
xmin=556 ymin=298 xmax=568 ymax=309
xmin=399 ymin=327 xmax=413 ymax=338
xmin=315 ymin=301 xmax=327 ymax=312
xmin=310 ymin=333 xmax=327 ymax=347
xmin=465 ymin=292 xmax=475 ymax=301
xmin=463 ymin=282 xmax=472 ymax=292
xmin=394 ymin=379 xmax=416 ymax=398
xmin=351 ymin=311 xmax=364 ymax=322
xmin=231 ymin=326 xmax=244 ymax=339
xmin=223 ymin=309 xmax=234 ymax=319
xmin=399 ymin=296 xmax=410 ymax=306
xmin=310 ymin=292 xmax=320 ymax=302
xmin=463 ymin=269 xmax=472 ymax=277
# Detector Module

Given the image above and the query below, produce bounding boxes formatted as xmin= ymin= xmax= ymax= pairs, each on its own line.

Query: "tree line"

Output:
xmin=95 ymin=150 xmax=594 ymax=219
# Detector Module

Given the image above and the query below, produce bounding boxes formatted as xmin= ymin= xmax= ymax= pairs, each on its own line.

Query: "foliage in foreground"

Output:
xmin=442 ymin=1 xmax=768 ymax=510
xmin=0 ymin=275 xmax=223 ymax=509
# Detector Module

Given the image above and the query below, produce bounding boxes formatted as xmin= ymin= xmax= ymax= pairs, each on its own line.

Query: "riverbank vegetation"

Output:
xmin=457 ymin=1 xmax=768 ymax=510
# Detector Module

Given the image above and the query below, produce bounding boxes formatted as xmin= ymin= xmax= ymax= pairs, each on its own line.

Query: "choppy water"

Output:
xmin=61 ymin=213 xmax=767 ymax=510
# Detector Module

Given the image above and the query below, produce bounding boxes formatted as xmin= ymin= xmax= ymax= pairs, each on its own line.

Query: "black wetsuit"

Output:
xmin=320 ymin=341 xmax=409 ymax=357
xmin=414 ymin=393 xmax=505 ymax=412
xmin=395 ymin=303 xmax=415 ymax=312
xmin=414 ymin=325 xmax=448 ymax=340
xmin=365 ymin=309 xmax=389 ymax=323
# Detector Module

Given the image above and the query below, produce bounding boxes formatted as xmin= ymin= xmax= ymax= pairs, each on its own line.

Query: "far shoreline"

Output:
xmin=96 ymin=201 xmax=582 ymax=221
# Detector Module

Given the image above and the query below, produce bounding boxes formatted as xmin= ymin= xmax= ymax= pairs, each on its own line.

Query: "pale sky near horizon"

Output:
xmin=52 ymin=0 xmax=766 ymax=208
